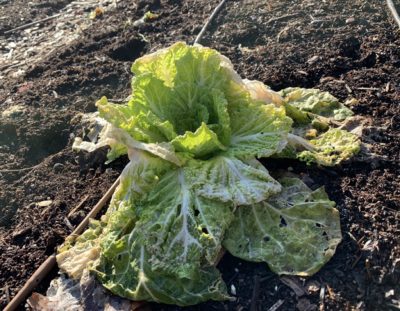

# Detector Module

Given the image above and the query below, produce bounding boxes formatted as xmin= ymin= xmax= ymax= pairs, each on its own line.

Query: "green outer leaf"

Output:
xmin=95 ymin=227 xmax=231 ymax=306
xmin=107 ymin=150 xmax=172 ymax=215
xmin=135 ymin=167 xmax=234 ymax=279
xmin=298 ymin=128 xmax=361 ymax=166
xmin=223 ymin=177 xmax=342 ymax=276
xmin=57 ymin=151 xmax=170 ymax=279
xmin=279 ymin=87 xmax=353 ymax=121
xmin=171 ymin=122 xmax=227 ymax=158
xmin=283 ymin=102 xmax=311 ymax=125
xmin=105 ymin=126 xmax=182 ymax=166
xmin=105 ymin=143 xmax=128 ymax=164
xmin=90 ymin=152 xmax=233 ymax=305
xmin=191 ymin=156 xmax=281 ymax=206
xmin=97 ymin=95 xmax=175 ymax=143
xmin=96 ymin=97 xmax=133 ymax=130
xmin=95 ymin=96 xmax=182 ymax=165
xmin=57 ymin=219 xmax=103 ymax=280
xmin=228 ymin=97 xmax=292 ymax=159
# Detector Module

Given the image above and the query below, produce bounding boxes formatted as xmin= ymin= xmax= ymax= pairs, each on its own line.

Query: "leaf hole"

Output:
xmin=263 ymin=235 xmax=270 ymax=242
xmin=117 ymin=254 xmax=122 ymax=261
xmin=176 ymin=204 xmax=182 ymax=217
xmin=279 ymin=216 xmax=287 ymax=227
xmin=202 ymin=227 xmax=209 ymax=235
xmin=316 ymin=223 xmax=322 ymax=227
xmin=194 ymin=209 xmax=200 ymax=217
xmin=322 ymin=231 xmax=327 ymax=236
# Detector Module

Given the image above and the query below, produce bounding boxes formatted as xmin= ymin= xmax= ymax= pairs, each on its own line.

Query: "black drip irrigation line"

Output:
xmin=387 ymin=0 xmax=400 ymax=29
xmin=4 ymin=13 xmax=62 ymax=34
xmin=194 ymin=0 xmax=228 ymax=45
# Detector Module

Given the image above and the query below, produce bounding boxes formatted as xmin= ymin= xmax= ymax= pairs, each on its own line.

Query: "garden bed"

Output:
xmin=0 ymin=0 xmax=399 ymax=310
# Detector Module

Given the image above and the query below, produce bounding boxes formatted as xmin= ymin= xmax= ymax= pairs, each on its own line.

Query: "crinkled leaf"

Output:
xmin=243 ymin=79 xmax=284 ymax=105
xmin=132 ymin=42 xmax=227 ymax=92
xmin=223 ymin=177 xmax=342 ymax=276
xmin=131 ymin=42 xmax=231 ymax=137
xmin=227 ymin=83 xmax=292 ymax=158
xmin=84 ymin=43 xmax=292 ymax=163
xmin=276 ymin=87 xmax=359 ymax=166
xmin=191 ymin=156 xmax=281 ymax=205
xmin=129 ymin=73 xmax=190 ymax=136
xmin=29 ymin=272 xmax=136 ymax=311
xmin=171 ymin=122 xmax=227 ymax=158
xmin=131 ymin=42 xmax=190 ymax=87
xmin=57 ymin=151 xmax=170 ymax=279
xmin=71 ymin=115 xmax=129 ymax=163
xmin=95 ymin=227 xmax=231 ymax=306
xmin=135 ymin=168 xmax=234 ymax=278
xmin=57 ymin=220 xmax=103 ymax=280
xmin=104 ymin=126 xmax=182 ymax=166
xmin=275 ymin=95 xmax=360 ymax=166
xmin=171 ymin=45 xmax=231 ymax=131
xmin=279 ymin=87 xmax=353 ymax=121
xmin=91 ymin=154 xmax=233 ymax=305
xmin=97 ymin=95 xmax=177 ymax=143
xmin=207 ymin=88 xmax=231 ymax=146
xmin=298 ymin=128 xmax=361 ymax=166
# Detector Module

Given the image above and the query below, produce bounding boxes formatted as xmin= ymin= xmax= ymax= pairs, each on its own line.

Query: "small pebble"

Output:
xmin=346 ymin=17 xmax=356 ymax=24
xmin=37 ymin=200 xmax=53 ymax=207
xmin=385 ymin=289 xmax=394 ymax=298
xmin=230 ymin=284 xmax=236 ymax=295
xmin=307 ymin=55 xmax=319 ymax=65
xmin=306 ymin=281 xmax=321 ymax=295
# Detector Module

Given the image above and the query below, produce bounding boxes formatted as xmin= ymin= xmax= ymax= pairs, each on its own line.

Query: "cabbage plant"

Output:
xmin=58 ymin=42 xmax=360 ymax=306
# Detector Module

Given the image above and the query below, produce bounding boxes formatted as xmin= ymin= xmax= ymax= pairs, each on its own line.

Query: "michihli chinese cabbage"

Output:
xmin=58 ymin=42 xmax=359 ymax=306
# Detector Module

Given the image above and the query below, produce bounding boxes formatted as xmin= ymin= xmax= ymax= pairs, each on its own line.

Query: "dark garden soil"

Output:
xmin=0 ymin=0 xmax=399 ymax=310
xmin=0 ymin=0 xmax=72 ymax=33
